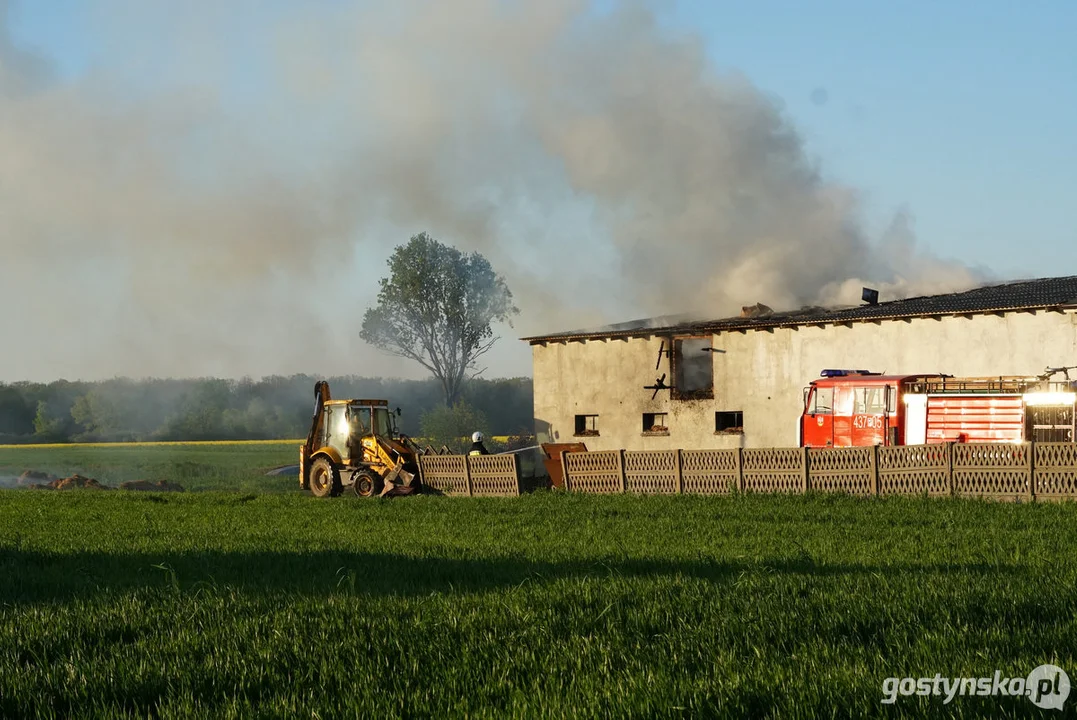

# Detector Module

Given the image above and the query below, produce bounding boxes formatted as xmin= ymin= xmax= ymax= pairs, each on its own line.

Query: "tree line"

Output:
xmin=0 ymin=375 xmax=534 ymax=446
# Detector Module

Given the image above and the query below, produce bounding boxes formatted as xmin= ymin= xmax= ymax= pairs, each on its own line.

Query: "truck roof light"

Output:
xmin=820 ymin=369 xmax=877 ymax=377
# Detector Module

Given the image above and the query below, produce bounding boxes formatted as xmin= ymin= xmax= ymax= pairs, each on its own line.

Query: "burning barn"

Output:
xmin=522 ymin=276 xmax=1077 ymax=450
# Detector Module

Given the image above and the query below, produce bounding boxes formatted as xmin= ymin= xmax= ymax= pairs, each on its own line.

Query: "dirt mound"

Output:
xmin=52 ymin=474 xmax=109 ymax=490
xmin=119 ymin=480 xmax=185 ymax=493
xmin=17 ymin=469 xmax=58 ymax=486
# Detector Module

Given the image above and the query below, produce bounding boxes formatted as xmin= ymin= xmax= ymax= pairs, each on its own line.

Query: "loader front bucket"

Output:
xmin=380 ymin=484 xmax=418 ymax=497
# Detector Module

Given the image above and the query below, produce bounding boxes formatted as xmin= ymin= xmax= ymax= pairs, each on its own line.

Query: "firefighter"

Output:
xmin=469 ymin=431 xmax=490 ymax=456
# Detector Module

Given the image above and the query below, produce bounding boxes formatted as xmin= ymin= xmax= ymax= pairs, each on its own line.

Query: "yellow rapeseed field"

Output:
xmin=0 ymin=437 xmax=514 ymax=450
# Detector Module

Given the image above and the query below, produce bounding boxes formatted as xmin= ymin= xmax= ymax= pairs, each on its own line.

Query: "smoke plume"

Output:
xmin=0 ymin=0 xmax=984 ymax=382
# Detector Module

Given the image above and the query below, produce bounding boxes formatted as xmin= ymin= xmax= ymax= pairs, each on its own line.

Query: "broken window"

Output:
xmin=643 ymin=412 xmax=669 ymax=434
xmin=672 ymin=337 xmax=713 ymax=399
xmin=715 ymin=411 xmax=744 ymax=433
xmin=574 ymin=414 xmax=598 ymax=436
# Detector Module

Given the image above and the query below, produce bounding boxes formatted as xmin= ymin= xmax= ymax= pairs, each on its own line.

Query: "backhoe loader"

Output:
xmin=299 ymin=381 xmax=423 ymax=498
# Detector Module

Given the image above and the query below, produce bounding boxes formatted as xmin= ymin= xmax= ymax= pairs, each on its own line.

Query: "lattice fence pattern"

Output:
xmin=564 ymin=450 xmax=623 ymax=494
xmin=878 ymin=445 xmax=949 ymax=495
xmin=468 ymin=455 xmax=520 ymax=497
xmin=423 ymin=441 xmax=1077 ymax=502
xmin=418 ymin=455 xmax=469 ymax=495
xmin=1035 ymin=443 xmax=1077 ymax=498
xmin=624 ymin=450 xmax=678 ymax=494
xmin=742 ymin=447 xmax=803 ymax=471
xmin=743 ymin=448 xmax=803 ymax=493
xmin=952 ymin=443 xmax=1031 ymax=498
xmin=680 ymin=449 xmax=739 ymax=494
xmin=808 ymin=447 xmax=874 ymax=495
xmin=953 ymin=443 xmax=1030 ymax=468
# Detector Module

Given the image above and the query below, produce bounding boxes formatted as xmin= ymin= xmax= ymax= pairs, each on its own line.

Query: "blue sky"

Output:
xmin=3 ymin=1 xmax=1076 ymax=381
xmin=666 ymin=0 xmax=1077 ymax=278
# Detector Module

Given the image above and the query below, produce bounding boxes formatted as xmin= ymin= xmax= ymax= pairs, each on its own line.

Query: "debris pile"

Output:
xmin=24 ymin=473 xmax=109 ymax=490
xmin=53 ymin=474 xmax=109 ymax=490
xmin=17 ymin=469 xmax=58 ymax=486
xmin=740 ymin=303 xmax=774 ymax=319
xmin=13 ymin=470 xmax=185 ymax=492
xmin=119 ymin=480 xmax=185 ymax=493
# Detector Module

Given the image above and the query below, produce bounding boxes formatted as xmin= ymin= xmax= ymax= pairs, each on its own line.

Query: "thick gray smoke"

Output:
xmin=0 ymin=0 xmax=983 ymax=382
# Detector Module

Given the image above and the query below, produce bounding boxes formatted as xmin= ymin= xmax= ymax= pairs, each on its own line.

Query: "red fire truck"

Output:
xmin=800 ymin=369 xmax=1077 ymax=447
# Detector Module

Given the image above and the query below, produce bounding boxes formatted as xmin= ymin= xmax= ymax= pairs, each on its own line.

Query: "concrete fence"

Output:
xmin=417 ymin=454 xmax=522 ymax=497
xmin=560 ymin=443 xmax=1077 ymax=501
xmin=416 ymin=443 xmax=1077 ymax=501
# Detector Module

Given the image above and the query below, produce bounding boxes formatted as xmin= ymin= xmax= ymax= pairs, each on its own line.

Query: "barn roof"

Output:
xmin=521 ymin=274 xmax=1077 ymax=344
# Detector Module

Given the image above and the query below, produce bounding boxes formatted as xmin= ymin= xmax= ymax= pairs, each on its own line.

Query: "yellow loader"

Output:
xmin=299 ymin=381 xmax=423 ymax=498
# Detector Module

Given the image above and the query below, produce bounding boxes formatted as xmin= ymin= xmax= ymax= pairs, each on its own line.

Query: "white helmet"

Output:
xmin=472 ymin=431 xmax=484 ymax=443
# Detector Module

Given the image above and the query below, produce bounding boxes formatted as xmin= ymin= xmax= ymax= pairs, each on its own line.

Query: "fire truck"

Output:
xmin=800 ymin=368 xmax=1077 ymax=447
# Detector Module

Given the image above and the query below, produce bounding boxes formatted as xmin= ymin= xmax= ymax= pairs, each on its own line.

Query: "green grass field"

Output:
xmin=2 ymin=462 xmax=1075 ymax=718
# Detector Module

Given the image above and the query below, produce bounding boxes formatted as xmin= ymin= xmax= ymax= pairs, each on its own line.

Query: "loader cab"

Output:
xmin=318 ymin=399 xmax=397 ymax=463
xmin=353 ymin=401 xmax=399 ymax=437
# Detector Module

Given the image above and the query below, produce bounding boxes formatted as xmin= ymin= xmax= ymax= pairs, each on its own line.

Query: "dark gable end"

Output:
xmin=521 ymin=275 xmax=1077 ymax=344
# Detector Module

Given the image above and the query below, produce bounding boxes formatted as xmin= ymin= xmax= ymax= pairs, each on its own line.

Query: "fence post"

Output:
xmin=945 ymin=442 xmax=954 ymax=497
xmin=674 ymin=449 xmax=683 ymax=494
xmin=801 ymin=447 xmax=810 ymax=494
xmin=736 ymin=447 xmax=744 ymax=493
xmin=617 ymin=450 xmax=626 ymax=494
xmin=513 ymin=453 xmax=522 ymax=497
xmin=560 ymin=451 xmax=571 ymax=493
xmin=464 ymin=456 xmax=474 ymax=497
xmin=1027 ymin=441 xmax=1035 ymax=503
xmin=871 ymin=444 xmax=879 ymax=495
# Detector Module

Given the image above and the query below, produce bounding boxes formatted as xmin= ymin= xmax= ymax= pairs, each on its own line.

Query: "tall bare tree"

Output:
xmin=360 ymin=233 xmax=519 ymax=406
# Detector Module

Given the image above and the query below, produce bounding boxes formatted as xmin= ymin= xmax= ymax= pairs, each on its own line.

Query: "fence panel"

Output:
xmin=418 ymin=455 xmax=470 ymax=496
xmin=878 ymin=445 xmax=950 ymax=496
xmin=624 ymin=450 xmax=678 ymax=494
xmin=952 ymin=443 xmax=1031 ymax=499
xmin=809 ymin=446 xmax=874 ymax=495
xmin=564 ymin=450 xmax=623 ymax=494
xmin=1034 ymin=443 xmax=1077 ymax=500
xmin=743 ymin=448 xmax=803 ymax=493
xmin=468 ymin=455 xmax=520 ymax=497
xmin=681 ymin=449 xmax=740 ymax=494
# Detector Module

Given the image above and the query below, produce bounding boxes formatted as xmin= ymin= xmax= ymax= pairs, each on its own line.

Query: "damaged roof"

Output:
xmin=521 ymin=275 xmax=1077 ymax=343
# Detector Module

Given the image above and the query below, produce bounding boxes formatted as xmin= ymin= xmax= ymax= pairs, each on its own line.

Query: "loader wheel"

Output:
xmin=309 ymin=458 xmax=341 ymax=498
xmin=352 ymin=470 xmax=383 ymax=498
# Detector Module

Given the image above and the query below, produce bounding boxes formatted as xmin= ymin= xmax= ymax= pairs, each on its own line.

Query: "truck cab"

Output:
xmin=801 ymin=371 xmax=937 ymax=447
